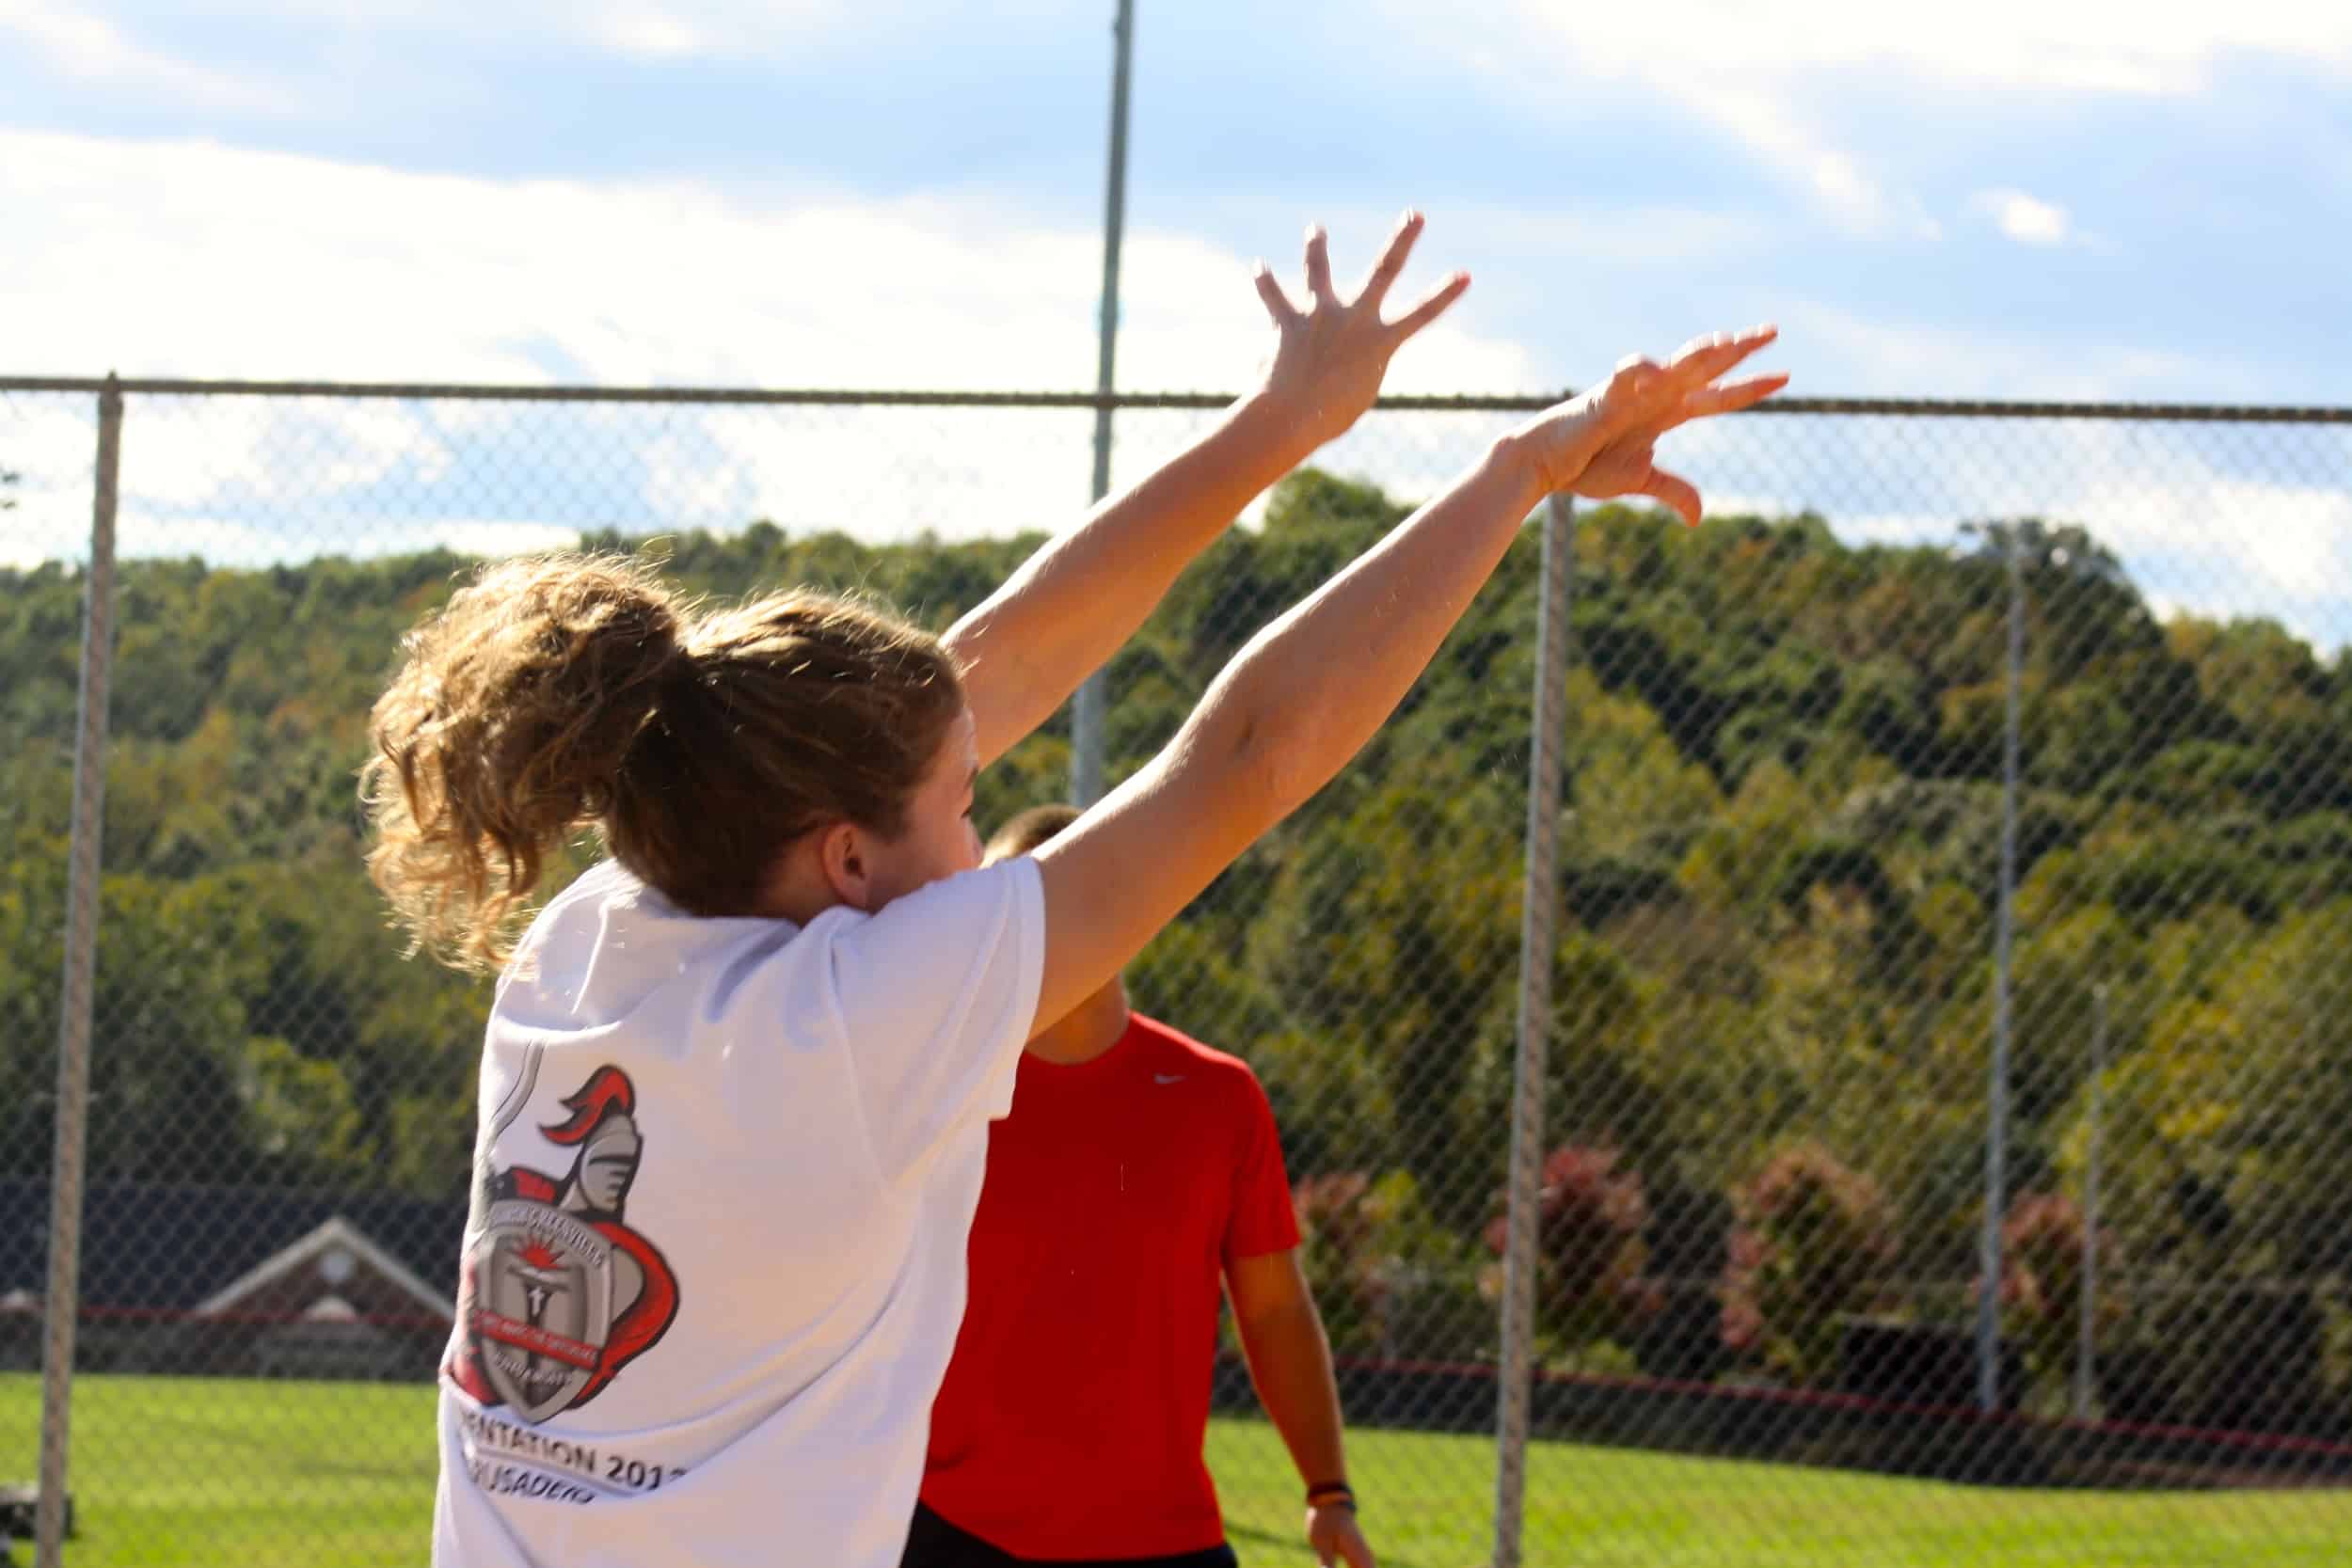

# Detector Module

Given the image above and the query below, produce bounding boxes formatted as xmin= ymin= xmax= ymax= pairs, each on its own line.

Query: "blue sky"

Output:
xmin=3 ymin=0 xmax=2347 ymax=645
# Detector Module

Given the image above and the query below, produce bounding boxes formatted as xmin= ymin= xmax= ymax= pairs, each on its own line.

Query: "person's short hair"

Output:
xmin=983 ymin=802 xmax=1081 ymax=865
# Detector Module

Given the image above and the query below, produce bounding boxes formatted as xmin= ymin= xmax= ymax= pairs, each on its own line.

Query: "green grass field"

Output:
xmin=5 ymin=1374 xmax=2349 ymax=1566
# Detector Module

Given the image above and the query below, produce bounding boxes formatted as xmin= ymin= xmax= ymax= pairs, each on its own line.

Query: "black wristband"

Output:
xmin=1306 ymin=1481 xmax=1355 ymax=1509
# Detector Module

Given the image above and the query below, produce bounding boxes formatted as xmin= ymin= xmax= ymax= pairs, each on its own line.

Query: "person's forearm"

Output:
xmin=1236 ymin=1298 xmax=1351 ymax=1493
xmin=1183 ymin=436 xmax=1549 ymax=818
xmin=944 ymin=390 xmax=1311 ymax=766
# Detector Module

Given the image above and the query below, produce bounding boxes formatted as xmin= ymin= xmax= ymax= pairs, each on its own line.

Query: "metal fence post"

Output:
xmin=1975 ymin=524 xmax=2025 ymax=1415
xmin=1070 ymin=0 xmax=1135 ymax=810
xmin=37 ymin=376 xmax=123 ymax=1568
xmin=1492 ymin=494 xmax=1574 ymax=1568
xmin=2074 ymin=982 xmax=2108 ymax=1420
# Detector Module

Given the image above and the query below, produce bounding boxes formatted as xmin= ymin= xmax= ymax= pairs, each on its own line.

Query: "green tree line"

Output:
xmin=5 ymin=472 xmax=2348 ymax=1421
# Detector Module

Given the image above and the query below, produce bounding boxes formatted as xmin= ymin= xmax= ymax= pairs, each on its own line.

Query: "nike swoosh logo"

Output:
xmin=1153 ymin=1073 xmax=1186 ymax=1085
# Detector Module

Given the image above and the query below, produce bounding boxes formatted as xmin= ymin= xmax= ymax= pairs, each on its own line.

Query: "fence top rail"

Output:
xmin=3 ymin=374 xmax=2350 ymax=423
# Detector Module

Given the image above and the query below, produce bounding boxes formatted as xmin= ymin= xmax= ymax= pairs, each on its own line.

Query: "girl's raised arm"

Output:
xmin=944 ymin=212 xmax=1470 ymax=767
xmin=1027 ymin=326 xmax=1788 ymax=1029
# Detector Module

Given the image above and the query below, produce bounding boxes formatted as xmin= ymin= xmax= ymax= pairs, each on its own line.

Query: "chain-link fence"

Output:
xmin=4 ymin=378 xmax=2350 ymax=1567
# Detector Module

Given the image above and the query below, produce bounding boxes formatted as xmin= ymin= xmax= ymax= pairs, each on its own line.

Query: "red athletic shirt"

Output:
xmin=919 ymin=1013 xmax=1301 ymax=1560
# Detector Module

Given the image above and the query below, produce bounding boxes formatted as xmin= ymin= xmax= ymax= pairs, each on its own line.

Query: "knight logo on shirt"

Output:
xmin=451 ymin=1063 xmax=682 ymax=1425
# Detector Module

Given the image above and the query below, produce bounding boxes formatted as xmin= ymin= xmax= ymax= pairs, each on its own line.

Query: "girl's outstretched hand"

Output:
xmin=1251 ymin=211 xmax=1471 ymax=451
xmin=1509 ymin=325 xmax=1788 ymax=526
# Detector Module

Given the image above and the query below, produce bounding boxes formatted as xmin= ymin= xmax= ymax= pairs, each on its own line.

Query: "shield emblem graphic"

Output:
xmin=472 ymin=1204 xmax=615 ymax=1424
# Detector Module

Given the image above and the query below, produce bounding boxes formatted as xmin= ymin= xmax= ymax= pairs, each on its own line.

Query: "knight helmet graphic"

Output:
xmin=452 ymin=1062 xmax=682 ymax=1424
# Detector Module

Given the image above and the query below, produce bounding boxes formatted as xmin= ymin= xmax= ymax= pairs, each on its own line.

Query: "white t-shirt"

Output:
xmin=432 ymin=856 xmax=1045 ymax=1568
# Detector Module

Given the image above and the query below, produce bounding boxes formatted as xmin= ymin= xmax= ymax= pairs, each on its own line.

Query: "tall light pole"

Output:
xmin=1071 ymin=0 xmax=1135 ymax=808
xmin=1977 ymin=525 xmax=2025 ymax=1412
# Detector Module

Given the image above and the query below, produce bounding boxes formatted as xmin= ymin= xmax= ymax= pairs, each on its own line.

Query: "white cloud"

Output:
xmin=104 ymin=0 xmax=931 ymax=62
xmin=592 ymin=7 xmax=705 ymax=58
xmin=1974 ymin=189 xmax=2073 ymax=246
xmin=1479 ymin=0 xmax=2352 ymax=98
xmin=0 ymin=394 xmax=102 ymax=568
xmin=0 ymin=127 xmax=1541 ymax=566
xmin=2 ymin=129 xmax=2339 ymax=654
xmin=0 ymin=0 xmax=293 ymax=110
xmin=1640 ymin=77 xmax=1920 ymax=237
xmin=1826 ymin=505 xmax=2351 ymax=656
xmin=115 ymin=0 xmax=2352 ymax=88
xmin=0 ymin=128 xmax=1535 ymax=390
xmin=2091 ymin=472 xmax=2352 ymax=638
xmin=1809 ymin=151 xmax=1887 ymax=231
xmin=1770 ymin=297 xmax=2233 ymax=401
xmin=1669 ymin=413 xmax=2352 ymax=653
xmin=1425 ymin=203 xmax=1773 ymax=266
xmin=124 ymin=513 xmax=583 ymax=568
xmin=1377 ymin=0 xmax=2352 ymax=236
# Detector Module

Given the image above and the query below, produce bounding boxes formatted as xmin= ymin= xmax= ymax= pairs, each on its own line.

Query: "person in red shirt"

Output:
xmin=905 ymin=805 xmax=1377 ymax=1568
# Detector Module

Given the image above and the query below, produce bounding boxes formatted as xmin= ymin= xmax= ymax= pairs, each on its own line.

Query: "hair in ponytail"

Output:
xmin=363 ymin=552 xmax=963 ymax=971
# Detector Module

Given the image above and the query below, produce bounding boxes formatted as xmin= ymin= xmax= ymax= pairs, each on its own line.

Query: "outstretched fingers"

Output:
xmin=1303 ymin=224 xmax=1339 ymax=306
xmin=1679 ymin=372 xmax=1791 ymax=422
xmin=1387 ymin=268 xmax=1471 ymax=342
xmin=1669 ymin=324 xmax=1778 ymax=388
xmin=1267 ymin=212 xmax=1466 ymax=341
xmin=1354 ymin=210 xmax=1425 ymax=309
xmin=1254 ymin=262 xmax=1302 ymax=328
xmin=1637 ymin=463 xmax=1705 ymax=529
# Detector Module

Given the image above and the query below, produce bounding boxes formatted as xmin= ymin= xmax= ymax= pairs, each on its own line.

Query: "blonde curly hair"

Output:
xmin=362 ymin=552 xmax=963 ymax=971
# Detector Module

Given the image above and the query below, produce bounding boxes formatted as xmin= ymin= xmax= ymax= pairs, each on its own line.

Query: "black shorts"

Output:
xmin=898 ymin=1501 xmax=1241 ymax=1568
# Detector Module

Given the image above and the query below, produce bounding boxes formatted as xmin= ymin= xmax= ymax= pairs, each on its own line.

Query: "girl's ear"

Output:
xmin=817 ymin=821 xmax=877 ymax=913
